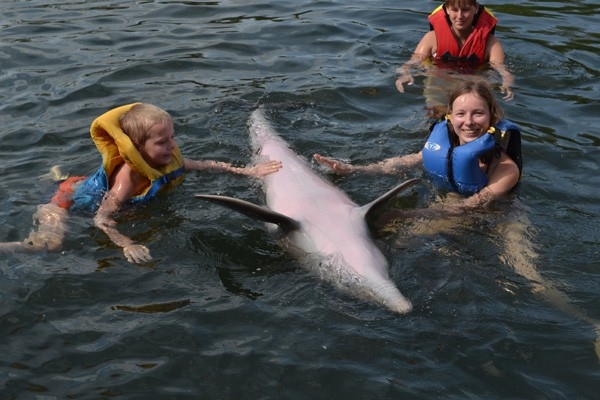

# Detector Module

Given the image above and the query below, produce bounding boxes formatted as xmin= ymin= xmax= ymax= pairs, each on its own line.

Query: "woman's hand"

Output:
xmin=313 ymin=154 xmax=354 ymax=174
xmin=500 ymin=83 xmax=514 ymax=101
xmin=395 ymin=74 xmax=414 ymax=93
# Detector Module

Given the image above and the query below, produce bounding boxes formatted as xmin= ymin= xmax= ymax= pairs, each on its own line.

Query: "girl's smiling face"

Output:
xmin=139 ymin=119 xmax=176 ymax=167
xmin=449 ymin=92 xmax=492 ymax=145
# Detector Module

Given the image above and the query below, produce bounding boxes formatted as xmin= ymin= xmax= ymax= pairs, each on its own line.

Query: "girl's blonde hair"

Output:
xmin=119 ymin=103 xmax=172 ymax=147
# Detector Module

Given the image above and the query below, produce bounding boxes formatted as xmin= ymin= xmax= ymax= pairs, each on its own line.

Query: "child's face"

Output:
xmin=449 ymin=92 xmax=491 ymax=145
xmin=140 ymin=119 xmax=176 ymax=167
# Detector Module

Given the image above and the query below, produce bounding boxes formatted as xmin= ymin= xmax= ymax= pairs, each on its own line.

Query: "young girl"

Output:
xmin=0 ymin=103 xmax=282 ymax=263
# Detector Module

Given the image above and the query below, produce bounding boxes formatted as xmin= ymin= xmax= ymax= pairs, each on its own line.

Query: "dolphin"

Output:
xmin=195 ymin=108 xmax=419 ymax=314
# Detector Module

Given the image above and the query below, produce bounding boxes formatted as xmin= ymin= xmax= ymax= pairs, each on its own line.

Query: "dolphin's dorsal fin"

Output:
xmin=359 ymin=178 xmax=421 ymax=219
xmin=195 ymin=194 xmax=300 ymax=232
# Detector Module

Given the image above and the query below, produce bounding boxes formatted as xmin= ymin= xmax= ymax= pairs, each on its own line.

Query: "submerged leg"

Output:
xmin=0 ymin=203 xmax=68 ymax=254
xmin=0 ymin=241 xmax=27 ymax=252
xmin=497 ymin=211 xmax=600 ymax=362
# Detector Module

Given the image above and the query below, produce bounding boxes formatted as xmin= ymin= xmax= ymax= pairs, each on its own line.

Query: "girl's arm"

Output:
xmin=93 ymin=164 xmax=152 ymax=264
xmin=184 ymin=158 xmax=282 ymax=177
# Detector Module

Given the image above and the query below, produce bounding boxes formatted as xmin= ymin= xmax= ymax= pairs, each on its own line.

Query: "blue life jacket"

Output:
xmin=70 ymin=164 xmax=185 ymax=213
xmin=422 ymin=119 xmax=521 ymax=196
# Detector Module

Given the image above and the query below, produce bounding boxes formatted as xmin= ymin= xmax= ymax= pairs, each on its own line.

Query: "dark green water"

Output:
xmin=1 ymin=1 xmax=599 ymax=399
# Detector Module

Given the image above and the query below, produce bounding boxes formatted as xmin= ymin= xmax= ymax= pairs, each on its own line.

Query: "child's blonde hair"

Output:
xmin=119 ymin=103 xmax=172 ymax=147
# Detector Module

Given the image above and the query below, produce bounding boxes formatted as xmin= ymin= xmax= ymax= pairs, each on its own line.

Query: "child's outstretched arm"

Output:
xmin=184 ymin=159 xmax=282 ymax=177
xmin=94 ymin=164 xmax=152 ymax=264
xmin=94 ymin=192 xmax=152 ymax=264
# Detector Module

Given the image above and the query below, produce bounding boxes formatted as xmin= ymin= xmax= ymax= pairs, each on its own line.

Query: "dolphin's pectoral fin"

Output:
xmin=359 ymin=178 xmax=421 ymax=219
xmin=195 ymin=194 xmax=300 ymax=232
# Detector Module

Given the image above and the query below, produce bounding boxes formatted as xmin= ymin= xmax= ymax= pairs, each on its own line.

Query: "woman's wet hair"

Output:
xmin=447 ymin=80 xmax=504 ymax=125
xmin=445 ymin=0 xmax=478 ymax=8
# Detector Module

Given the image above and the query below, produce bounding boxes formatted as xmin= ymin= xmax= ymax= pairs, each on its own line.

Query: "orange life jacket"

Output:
xmin=428 ymin=5 xmax=497 ymax=68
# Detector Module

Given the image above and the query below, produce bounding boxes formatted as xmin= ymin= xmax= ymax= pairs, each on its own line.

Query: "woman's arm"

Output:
xmin=314 ymin=152 xmax=423 ymax=175
xmin=461 ymin=153 xmax=520 ymax=209
xmin=395 ymin=32 xmax=436 ymax=93
xmin=399 ymin=153 xmax=520 ymax=216
xmin=487 ymin=36 xmax=514 ymax=101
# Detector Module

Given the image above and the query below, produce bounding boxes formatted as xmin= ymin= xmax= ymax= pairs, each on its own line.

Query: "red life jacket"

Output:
xmin=428 ymin=4 xmax=497 ymax=68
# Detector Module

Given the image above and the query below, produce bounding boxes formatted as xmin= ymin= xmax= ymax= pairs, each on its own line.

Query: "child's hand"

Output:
xmin=248 ymin=160 xmax=282 ymax=177
xmin=123 ymin=244 xmax=152 ymax=264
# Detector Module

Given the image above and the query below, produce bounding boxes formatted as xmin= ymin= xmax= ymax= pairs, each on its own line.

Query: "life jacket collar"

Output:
xmin=89 ymin=103 xmax=185 ymax=200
